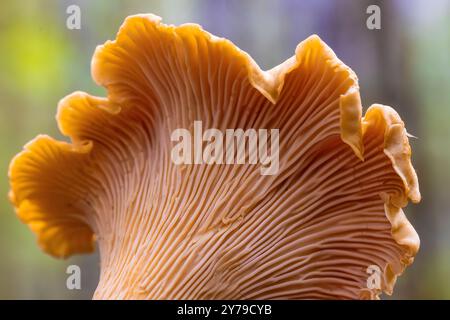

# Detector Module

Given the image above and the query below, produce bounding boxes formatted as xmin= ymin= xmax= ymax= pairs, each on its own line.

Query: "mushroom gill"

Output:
xmin=8 ymin=14 xmax=420 ymax=300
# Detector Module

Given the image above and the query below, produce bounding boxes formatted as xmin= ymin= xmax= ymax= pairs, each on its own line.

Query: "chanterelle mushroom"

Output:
xmin=9 ymin=14 xmax=420 ymax=299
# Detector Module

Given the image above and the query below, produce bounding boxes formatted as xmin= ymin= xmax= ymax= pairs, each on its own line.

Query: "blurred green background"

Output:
xmin=0 ymin=0 xmax=449 ymax=299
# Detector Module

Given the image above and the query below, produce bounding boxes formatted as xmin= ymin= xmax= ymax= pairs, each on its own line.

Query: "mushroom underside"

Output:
xmin=8 ymin=14 xmax=420 ymax=300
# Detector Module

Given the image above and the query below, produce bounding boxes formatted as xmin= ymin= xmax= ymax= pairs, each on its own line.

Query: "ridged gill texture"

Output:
xmin=9 ymin=14 xmax=420 ymax=299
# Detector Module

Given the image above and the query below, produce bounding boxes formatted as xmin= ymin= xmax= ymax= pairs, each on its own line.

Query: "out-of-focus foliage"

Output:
xmin=0 ymin=0 xmax=448 ymax=299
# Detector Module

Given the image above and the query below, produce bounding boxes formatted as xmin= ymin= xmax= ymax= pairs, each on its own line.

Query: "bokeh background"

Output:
xmin=0 ymin=0 xmax=449 ymax=299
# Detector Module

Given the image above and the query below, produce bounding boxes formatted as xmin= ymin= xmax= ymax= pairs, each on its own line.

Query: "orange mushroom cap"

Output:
xmin=9 ymin=14 xmax=420 ymax=299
